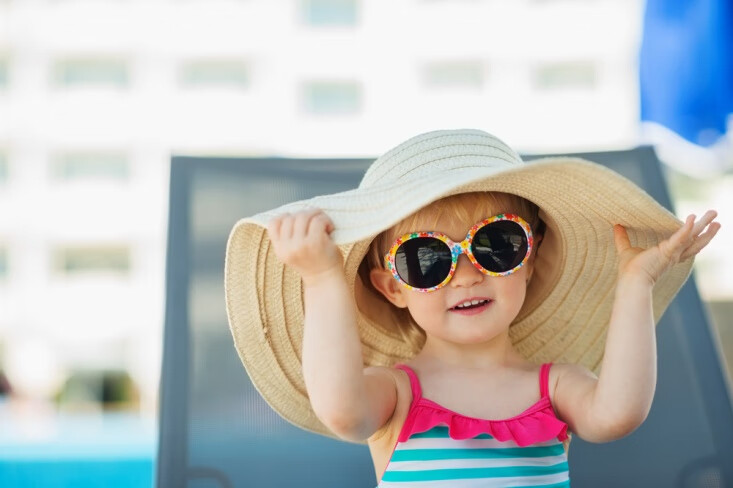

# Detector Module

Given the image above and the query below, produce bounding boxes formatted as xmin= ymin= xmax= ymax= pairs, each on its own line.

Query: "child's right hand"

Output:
xmin=266 ymin=208 xmax=344 ymax=286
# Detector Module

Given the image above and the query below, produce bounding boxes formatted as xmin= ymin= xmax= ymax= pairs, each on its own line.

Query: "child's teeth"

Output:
xmin=457 ymin=299 xmax=487 ymax=308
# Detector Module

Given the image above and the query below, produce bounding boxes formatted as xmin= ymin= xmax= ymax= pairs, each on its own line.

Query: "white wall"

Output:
xmin=1 ymin=0 xmax=728 ymax=415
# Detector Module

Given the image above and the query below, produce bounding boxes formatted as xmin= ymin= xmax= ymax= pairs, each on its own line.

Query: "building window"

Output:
xmin=0 ymin=58 xmax=7 ymax=89
xmin=51 ymin=152 xmax=129 ymax=182
xmin=533 ymin=61 xmax=597 ymax=90
xmin=52 ymin=59 xmax=129 ymax=89
xmin=53 ymin=246 xmax=131 ymax=275
xmin=302 ymin=0 xmax=358 ymax=26
xmin=302 ymin=81 xmax=361 ymax=115
xmin=422 ymin=61 xmax=485 ymax=89
xmin=179 ymin=60 xmax=249 ymax=88
xmin=0 ymin=247 xmax=7 ymax=279
xmin=0 ymin=152 xmax=7 ymax=183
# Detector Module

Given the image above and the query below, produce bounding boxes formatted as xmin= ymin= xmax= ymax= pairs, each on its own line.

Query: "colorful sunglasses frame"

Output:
xmin=383 ymin=213 xmax=534 ymax=292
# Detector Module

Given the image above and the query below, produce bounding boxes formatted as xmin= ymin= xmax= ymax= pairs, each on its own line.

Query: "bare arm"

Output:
xmin=302 ymin=270 xmax=398 ymax=441
xmin=553 ymin=275 xmax=656 ymax=442
xmin=267 ymin=209 xmax=397 ymax=441
xmin=554 ymin=211 xmax=720 ymax=442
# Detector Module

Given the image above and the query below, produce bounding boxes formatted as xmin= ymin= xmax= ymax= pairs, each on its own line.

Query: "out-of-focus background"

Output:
xmin=0 ymin=0 xmax=731 ymax=486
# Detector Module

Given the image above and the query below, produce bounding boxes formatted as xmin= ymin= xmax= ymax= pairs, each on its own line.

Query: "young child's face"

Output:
xmin=371 ymin=205 xmax=535 ymax=346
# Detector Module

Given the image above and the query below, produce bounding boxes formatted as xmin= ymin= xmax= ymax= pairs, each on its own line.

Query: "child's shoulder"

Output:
xmin=364 ymin=365 xmax=414 ymax=441
xmin=364 ymin=364 xmax=411 ymax=383
xmin=546 ymin=362 xmax=599 ymax=415
xmin=549 ymin=362 xmax=598 ymax=389
xmin=364 ymin=364 xmax=414 ymax=406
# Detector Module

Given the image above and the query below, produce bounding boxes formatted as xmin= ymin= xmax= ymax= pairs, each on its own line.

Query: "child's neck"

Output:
xmin=415 ymin=330 xmax=523 ymax=371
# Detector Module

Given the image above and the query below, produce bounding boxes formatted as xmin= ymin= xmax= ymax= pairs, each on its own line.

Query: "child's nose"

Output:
xmin=450 ymin=254 xmax=484 ymax=288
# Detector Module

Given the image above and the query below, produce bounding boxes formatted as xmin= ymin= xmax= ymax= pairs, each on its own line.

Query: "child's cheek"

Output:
xmin=403 ymin=293 xmax=445 ymax=329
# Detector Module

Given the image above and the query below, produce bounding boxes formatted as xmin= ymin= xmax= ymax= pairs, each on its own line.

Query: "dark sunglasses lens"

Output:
xmin=394 ymin=238 xmax=453 ymax=289
xmin=471 ymin=221 xmax=528 ymax=273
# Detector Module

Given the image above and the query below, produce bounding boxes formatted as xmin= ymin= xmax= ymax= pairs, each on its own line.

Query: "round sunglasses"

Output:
xmin=383 ymin=214 xmax=534 ymax=292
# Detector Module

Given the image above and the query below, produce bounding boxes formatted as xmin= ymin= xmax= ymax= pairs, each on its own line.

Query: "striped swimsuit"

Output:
xmin=378 ymin=363 xmax=570 ymax=487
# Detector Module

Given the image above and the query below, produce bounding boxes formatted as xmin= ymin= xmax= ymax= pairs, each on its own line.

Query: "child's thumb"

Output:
xmin=325 ymin=218 xmax=335 ymax=234
xmin=613 ymin=224 xmax=631 ymax=253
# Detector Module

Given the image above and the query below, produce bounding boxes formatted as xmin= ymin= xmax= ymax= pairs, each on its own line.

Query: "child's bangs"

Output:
xmin=382 ymin=192 xmax=541 ymax=252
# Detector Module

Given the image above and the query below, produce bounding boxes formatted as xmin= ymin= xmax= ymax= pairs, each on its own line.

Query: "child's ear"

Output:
xmin=525 ymin=233 xmax=543 ymax=284
xmin=369 ymin=268 xmax=408 ymax=308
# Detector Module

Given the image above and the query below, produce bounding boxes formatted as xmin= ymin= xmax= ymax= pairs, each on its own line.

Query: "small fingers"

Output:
xmin=680 ymin=221 xmax=721 ymax=261
xmin=663 ymin=210 xmax=720 ymax=262
xmin=267 ymin=212 xmax=289 ymax=240
xmin=292 ymin=208 xmax=321 ymax=238
xmin=278 ymin=213 xmax=295 ymax=240
xmin=661 ymin=214 xmax=696 ymax=259
xmin=691 ymin=210 xmax=718 ymax=237
xmin=308 ymin=211 xmax=335 ymax=236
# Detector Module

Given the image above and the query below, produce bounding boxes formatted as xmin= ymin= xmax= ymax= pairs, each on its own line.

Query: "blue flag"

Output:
xmin=640 ymin=0 xmax=733 ymax=147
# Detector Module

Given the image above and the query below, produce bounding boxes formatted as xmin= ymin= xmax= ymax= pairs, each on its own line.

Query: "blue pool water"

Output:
xmin=0 ymin=410 xmax=156 ymax=488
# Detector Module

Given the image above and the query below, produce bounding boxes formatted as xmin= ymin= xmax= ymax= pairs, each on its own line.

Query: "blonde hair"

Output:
xmin=357 ymin=191 xmax=545 ymax=350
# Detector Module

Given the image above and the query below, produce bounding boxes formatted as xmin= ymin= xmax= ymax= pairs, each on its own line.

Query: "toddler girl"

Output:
xmin=225 ymin=129 xmax=719 ymax=486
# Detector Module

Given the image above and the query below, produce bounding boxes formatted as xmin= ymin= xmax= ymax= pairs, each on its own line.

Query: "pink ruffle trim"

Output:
xmin=397 ymin=396 xmax=569 ymax=447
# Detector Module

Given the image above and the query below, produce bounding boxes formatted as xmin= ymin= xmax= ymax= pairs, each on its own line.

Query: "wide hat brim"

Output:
xmin=224 ymin=132 xmax=693 ymax=441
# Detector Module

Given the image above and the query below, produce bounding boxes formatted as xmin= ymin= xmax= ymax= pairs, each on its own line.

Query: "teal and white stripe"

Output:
xmin=378 ymin=427 xmax=569 ymax=487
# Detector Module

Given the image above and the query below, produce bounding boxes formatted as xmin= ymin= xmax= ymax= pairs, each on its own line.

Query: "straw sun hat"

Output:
xmin=224 ymin=129 xmax=693 ymax=439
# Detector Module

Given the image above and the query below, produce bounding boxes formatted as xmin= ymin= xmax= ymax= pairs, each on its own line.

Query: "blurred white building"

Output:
xmin=0 ymin=0 xmax=730 ymax=415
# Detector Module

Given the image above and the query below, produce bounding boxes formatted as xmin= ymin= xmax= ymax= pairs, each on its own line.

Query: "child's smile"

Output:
xmin=448 ymin=296 xmax=494 ymax=315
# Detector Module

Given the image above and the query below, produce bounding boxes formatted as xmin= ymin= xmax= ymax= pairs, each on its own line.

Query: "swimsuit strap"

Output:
xmin=394 ymin=364 xmax=422 ymax=402
xmin=539 ymin=362 xmax=553 ymax=398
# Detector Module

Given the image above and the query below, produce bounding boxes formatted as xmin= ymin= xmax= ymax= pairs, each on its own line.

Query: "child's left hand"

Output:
xmin=613 ymin=210 xmax=720 ymax=286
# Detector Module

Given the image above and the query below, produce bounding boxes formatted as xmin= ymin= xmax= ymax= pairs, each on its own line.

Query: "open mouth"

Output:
xmin=450 ymin=299 xmax=492 ymax=311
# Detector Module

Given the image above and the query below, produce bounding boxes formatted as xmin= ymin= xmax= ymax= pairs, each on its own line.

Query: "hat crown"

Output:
xmin=359 ymin=129 xmax=524 ymax=189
